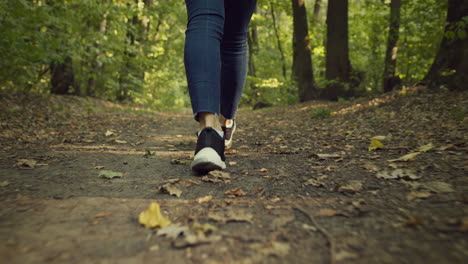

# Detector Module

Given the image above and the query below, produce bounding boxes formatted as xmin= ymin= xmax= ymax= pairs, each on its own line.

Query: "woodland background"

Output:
xmin=0 ymin=0 xmax=466 ymax=109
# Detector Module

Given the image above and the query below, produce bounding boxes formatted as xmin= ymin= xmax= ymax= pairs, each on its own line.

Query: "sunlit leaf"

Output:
xmin=368 ymin=138 xmax=384 ymax=151
xmin=138 ymin=202 xmax=171 ymax=229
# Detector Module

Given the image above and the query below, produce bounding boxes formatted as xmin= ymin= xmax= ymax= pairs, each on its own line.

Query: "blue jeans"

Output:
xmin=184 ymin=0 xmax=257 ymax=120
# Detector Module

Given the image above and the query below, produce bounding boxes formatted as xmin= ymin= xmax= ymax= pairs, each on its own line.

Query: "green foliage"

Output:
xmin=0 ymin=0 xmax=450 ymax=109
xmin=310 ymin=108 xmax=332 ymax=120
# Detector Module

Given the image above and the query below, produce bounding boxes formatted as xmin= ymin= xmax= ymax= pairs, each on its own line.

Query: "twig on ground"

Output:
xmin=294 ymin=205 xmax=336 ymax=264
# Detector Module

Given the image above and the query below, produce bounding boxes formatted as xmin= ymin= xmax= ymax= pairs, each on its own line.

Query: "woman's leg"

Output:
xmin=184 ymin=0 xmax=225 ymax=124
xmin=220 ymin=0 xmax=257 ymax=120
xmin=184 ymin=0 xmax=226 ymax=173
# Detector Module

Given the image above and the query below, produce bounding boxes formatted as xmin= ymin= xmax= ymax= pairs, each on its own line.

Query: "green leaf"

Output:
xmin=99 ymin=170 xmax=124 ymax=179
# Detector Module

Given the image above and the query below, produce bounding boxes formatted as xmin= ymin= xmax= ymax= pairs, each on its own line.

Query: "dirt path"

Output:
xmin=1 ymin=88 xmax=467 ymax=263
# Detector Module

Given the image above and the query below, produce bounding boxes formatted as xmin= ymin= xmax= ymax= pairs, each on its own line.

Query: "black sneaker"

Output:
xmin=222 ymin=120 xmax=236 ymax=148
xmin=191 ymin=127 xmax=226 ymax=174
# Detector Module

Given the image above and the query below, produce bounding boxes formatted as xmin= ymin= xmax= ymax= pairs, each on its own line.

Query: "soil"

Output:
xmin=0 ymin=87 xmax=467 ymax=264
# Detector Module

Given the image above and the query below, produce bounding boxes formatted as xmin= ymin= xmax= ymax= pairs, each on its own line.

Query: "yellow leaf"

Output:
xmin=139 ymin=202 xmax=171 ymax=228
xmin=418 ymin=143 xmax=434 ymax=152
xmin=368 ymin=138 xmax=384 ymax=151
xmin=388 ymin=152 xmax=420 ymax=162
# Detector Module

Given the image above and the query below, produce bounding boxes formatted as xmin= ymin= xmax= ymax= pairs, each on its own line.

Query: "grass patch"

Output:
xmin=310 ymin=108 xmax=332 ymax=120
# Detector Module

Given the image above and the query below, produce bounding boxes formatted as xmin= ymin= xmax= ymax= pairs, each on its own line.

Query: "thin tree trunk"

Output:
xmin=291 ymin=0 xmax=318 ymax=102
xmin=325 ymin=0 xmax=352 ymax=100
xmin=382 ymin=0 xmax=401 ymax=93
xmin=424 ymin=0 xmax=468 ymax=91
xmin=313 ymin=0 xmax=322 ymax=21
xmin=270 ymin=1 xmax=287 ymax=79
xmin=50 ymin=57 xmax=79 ymax=95
xmin=87 ymin=4 xmax=109 ymax=96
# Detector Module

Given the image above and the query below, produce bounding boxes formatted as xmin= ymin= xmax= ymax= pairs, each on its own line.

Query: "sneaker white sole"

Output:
xmin=191 ymin=147 xmax=226 ymax=173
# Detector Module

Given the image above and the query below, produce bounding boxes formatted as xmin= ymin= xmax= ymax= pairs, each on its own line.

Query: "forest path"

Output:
xmin=0 ymin=88 xmax=467 ymax=263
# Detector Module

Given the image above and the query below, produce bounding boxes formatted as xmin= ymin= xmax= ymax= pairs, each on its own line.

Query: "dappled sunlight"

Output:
xmin=333 ymin=95 xmax=396 ymax=116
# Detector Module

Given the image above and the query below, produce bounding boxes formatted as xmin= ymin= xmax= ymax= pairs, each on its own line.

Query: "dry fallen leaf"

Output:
xmin=138 ymin=202 xmax=171 ymax=229
xmin=418 ymin=143 xmax=434 ymax=152
xmin=16 ymin=159 xmax=37 ymax=169
xmin=104 ymin=130 xmax=114 ymax=136
xmin=304 ymin=178 xmax=324 ymax=187
xmin=338 ymin=180 xmax=363 ymax=194
xmin=368 ymin=138 xmax=384 ymax=151
xmin=388 ymin=152 xmax=420 ymax=162
xmin=202 ymin=170 xmax=231 ymax=184
xmin=95 ymin=213 xmax=110 ymax=218
xmin=197 ymin=195 xmax=213 ymax=204
xmin=406 ymin=191 xmax=432 ymax=201
xmin=160 ymin=184 xmax=182 ymax=198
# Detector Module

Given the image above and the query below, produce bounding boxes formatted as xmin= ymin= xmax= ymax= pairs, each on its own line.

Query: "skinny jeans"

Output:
xmin=184 ymin=0 xmax=257 ymax=120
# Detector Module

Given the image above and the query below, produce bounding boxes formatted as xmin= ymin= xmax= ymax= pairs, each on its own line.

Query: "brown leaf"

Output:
xmin=95 ymin=213 xmax=110 ymax=218
xmin=209 ymin=170 xmax=231 ymax=179
xmin=197 ymin=195 xmax=213 ymax=204
xmin=160 ymin=184 xmax=182 ymax=197
xmin=202 ymin=170 xmax=231 ymax=184
xmin=16 ymin=159 xmax=37 ymax=169
xmin=304 ymin=178 xmax=324 ymax=187
xmin=406 ymin=191 xmax=432 ymax=201
xmin=337 ymin=180 xmax=363 ymax=194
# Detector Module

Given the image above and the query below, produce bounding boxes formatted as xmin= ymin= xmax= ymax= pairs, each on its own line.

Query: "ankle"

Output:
xmin=199 ymin=112 xmax=222 ymax=131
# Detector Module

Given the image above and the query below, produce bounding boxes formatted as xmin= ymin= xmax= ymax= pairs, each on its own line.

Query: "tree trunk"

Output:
xmin=118 ymin=0 xmax=146 ymax=102
xmin=291 ymin=0 xmax=318 ymax=102
xmin=247 ymin=7 xmax=259 ymax=104
xmin=382 ymin=0 xmax=401 ymax=93
xmin=50 ymin=57 xmax=79 ymax=95
xmin=325 ymin=0 xmax=352 ymax=100
xmin=313 ymin=0 xmax=322 ymax=21
xmin=270 ymin=1 xmax=287 ymax=79
xmin=87 ymin=4 xmax=109 ymax=97
xmin=424 ymin=0 xmax=468 ymax=91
